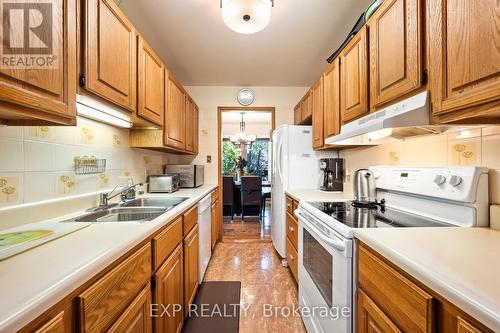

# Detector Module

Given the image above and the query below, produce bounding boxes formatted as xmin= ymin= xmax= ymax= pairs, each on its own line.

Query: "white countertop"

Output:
xmin=354 ymin=227 xmax=500 ymax=332
xmin=0 ymin=184 xmax=217 ymax=332
xmin=285 ymin=189 xmax=352 ymax=202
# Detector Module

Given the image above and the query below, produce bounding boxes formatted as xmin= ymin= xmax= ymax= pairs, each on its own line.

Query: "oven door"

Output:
xmin=296 ymin=208 xmax=353 ymax=333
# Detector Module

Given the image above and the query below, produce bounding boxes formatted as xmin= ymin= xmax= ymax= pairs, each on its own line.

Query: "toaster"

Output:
xmin=147 ymin=174 xmax=180 ymax=193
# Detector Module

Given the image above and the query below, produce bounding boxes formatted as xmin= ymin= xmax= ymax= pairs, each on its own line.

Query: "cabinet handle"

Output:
xmin=288 ymin=226 xmax=294 ymax=233
xmin=289 ymin=255 xmax=294 ymax=261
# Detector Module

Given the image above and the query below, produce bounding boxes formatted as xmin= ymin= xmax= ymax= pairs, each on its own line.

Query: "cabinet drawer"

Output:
xmin=153 ymin=217 xmax=183 ymax=270
xmin=358 ymin=244 xmax=434 ymax=333
xmin=183 ymin=205 xmax=198 ymax=236
xmin=286 ymin=237 xmax=298 ymax=282
xmin=77 ymin=243 xmax=152 ymax=333
xmin=107 ymin=284 xmax=152 ymax=333
xmin=286 ymin=212 xmax=298 ymax=250
xmin=286 ymin=197 xmax=293 ymax=214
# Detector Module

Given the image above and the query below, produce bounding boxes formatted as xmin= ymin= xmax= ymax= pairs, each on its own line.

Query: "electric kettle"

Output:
xmin=353 ymin=169 xmax=377 ymax=204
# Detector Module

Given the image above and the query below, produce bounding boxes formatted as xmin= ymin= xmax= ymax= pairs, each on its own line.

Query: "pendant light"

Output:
xmin=230 ymin=113 xmax=257 ymax=146
xmin=221 ymin=0 xmax=274 ymax=34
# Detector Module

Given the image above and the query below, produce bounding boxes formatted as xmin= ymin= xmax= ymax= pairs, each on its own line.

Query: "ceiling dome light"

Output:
xmin=221 ymin=0 xmax=273 ymax=34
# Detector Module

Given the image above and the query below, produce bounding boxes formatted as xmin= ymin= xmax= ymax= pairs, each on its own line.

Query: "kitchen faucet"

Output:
xmin=98 ymin=182 xmax=144 ymax=208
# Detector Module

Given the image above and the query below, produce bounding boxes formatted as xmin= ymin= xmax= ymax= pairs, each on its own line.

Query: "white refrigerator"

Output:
xmin=271 ymin=125 xmax=337 ymax=258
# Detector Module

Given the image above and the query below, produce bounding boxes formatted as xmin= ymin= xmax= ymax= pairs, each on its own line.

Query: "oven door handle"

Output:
xmin=295 ymin=210 xmax=346 ymax=252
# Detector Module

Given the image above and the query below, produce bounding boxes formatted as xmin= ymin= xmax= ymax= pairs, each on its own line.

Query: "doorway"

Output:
xmin=217 ymin=107 xmax=275 ymax=243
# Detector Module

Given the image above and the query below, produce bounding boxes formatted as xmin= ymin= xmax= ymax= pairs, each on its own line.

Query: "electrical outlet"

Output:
xmin=207 ymin=155 xmax=212 ymax=163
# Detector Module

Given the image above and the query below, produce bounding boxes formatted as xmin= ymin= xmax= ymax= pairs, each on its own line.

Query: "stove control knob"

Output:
xmin=449 ymin=175 xmax=463 ymax=187
xmin=434 ymin=175 xmax=446 ymax=185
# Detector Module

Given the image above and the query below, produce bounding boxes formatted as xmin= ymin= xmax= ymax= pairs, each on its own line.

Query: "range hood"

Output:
xmin=325 ymin=91 xmax=446 ymax=145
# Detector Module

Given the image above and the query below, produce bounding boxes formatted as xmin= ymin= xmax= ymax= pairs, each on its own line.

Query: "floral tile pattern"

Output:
xmin=0 ymin=174 xmax=22 ymax=205
xmin=57 ymin=174 xmax=77 ymax=196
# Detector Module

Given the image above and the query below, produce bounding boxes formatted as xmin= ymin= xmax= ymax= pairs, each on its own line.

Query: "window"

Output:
xmin=247 ymin=139 xmax=270 ymax=181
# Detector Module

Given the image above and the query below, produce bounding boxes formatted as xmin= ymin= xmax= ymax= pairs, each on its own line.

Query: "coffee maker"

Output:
xmin=320 ymin=158 xmax=344 ymax=192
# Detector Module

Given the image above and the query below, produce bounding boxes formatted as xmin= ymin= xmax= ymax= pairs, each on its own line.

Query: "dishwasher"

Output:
xmin=198 ymin=195 xmax=212 ymax=283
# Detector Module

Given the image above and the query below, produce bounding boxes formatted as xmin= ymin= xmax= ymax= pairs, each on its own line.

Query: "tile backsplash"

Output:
xmin=0 ymin=117 xmax=178 ymax=207
xmin=340 ymin=126 xmax=500 ymax=204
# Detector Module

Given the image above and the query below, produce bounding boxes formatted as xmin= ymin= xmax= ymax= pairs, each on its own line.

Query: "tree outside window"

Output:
xmin=247 ymin=139 xmax=270 ymax=181
xmin=222 ymin=141 xmax=239 ymax=175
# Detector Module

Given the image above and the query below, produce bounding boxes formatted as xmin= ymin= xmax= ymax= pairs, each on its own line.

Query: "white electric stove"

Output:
xmin=295 ymin=166 xmax=489 ymax=333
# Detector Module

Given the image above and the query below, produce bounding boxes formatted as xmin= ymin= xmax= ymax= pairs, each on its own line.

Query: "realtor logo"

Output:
xmin=1 ymin=0 xmax=57 ymax=69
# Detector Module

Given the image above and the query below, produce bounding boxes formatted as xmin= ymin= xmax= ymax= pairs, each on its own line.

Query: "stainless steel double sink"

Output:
xmin=66 ymin=197 xmax=187 ymax=223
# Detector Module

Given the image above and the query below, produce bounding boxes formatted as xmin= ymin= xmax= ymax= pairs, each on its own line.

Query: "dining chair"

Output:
xmin=240 ymin=176 xmax=262 ymax=220
xmin=223 ymin=176 xmax=235 ymax=219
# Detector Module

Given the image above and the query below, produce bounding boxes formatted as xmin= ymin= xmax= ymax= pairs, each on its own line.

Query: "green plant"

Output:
xmin=222 ymin=141 xmax=238 ymax=174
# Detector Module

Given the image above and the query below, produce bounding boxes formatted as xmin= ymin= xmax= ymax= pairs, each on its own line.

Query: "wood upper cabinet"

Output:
xmin=294 ymin=103 xmax=302 ymax=125
xmin=301 ymin=91 xmax=313 ymax=121
xmin=323 ymin=58 xmax=341 ymax=138
xmin=165 ymin=72 xmax=186 ymax=150
xmin=311 ymin=77 xmax=324 ymax=149
xmin=357 ymin=289 xmax=401 ymax=333
xmin=368 ymin=0 xmax=423 ymax=109
xmin=193 ymin=103 xmax=199 ymax=153
xmin=107 ymin=285 xmax=152 ymax=333
xmin=185 ymin=96 xmax=195 ymax=152
xmin=84 ymin=0 xmax=137 ymax=111
xmin=183 ymin=224 xmax=199 ymax=316
xmin=155 ymin=244 xmax=184 ymax=333
xmin=137 ymin=36 xmax=164 ymax=127
xmin=340 ymin=26 xmax=368 ymax=124
xmin=428 ymin=0 xmax=500 ymax=119
xmin=0 ymin=0 xmax=76 ymax=125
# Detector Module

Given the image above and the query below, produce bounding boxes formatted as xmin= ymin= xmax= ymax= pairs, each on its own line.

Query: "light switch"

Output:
xmin=207 ymin=155 xmax=212 ymax=163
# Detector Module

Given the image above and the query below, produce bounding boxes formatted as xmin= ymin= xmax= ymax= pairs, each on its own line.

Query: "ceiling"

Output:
xmin=116 ymin=0 xmax=372 ymax=87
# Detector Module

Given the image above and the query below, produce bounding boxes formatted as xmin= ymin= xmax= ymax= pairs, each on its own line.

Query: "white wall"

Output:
xmin=179 ymin=86 xmax=308 ymax=183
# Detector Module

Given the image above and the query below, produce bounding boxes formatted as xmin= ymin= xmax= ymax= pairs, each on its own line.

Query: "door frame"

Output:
xmin=217 ymin=106 xmax=276 ymax=242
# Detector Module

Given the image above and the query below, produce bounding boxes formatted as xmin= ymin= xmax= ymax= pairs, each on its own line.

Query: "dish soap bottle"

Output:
xmin=125 ymin=178 xmax=136 ymax=200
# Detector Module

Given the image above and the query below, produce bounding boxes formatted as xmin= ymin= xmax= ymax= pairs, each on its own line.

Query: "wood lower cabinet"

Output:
xmin=107 ymin=285 xmax=152 ymax=333
xmin=312 ymin=77 xmax=325 ymax=149
xmin=32 ymin=311 xmax=66 ymax=333
xmin=183 ymin=224 xmax=199 ymax=317
xmin=211 ymin=199 xmax=220 ymax=249
xmin=0 ymin=0 xmax=76 ymax=125
xmin=165 ymin=72 xmax=186 ymax=150
xmin=428 ymin=0 xmax=500 ymax=121
xmin=358 ymin=242 xmax=493 ymax=333
xmin=155 ymin=244 xmax=184 ymax=333
xmin=340 ymin=26 xmax=369 ymax=124
xmin=84 ymin=0 xmax=137 ymax=111
xmin=323 ymin=58 xmax=341 ymax=138
xmin=285 ymin=195 xmax=299 ymax=283
xmin=368 ymin=0 xmax=423 ymax=109
xmin=77 ymin=243 xmax=151 ymax=333
xmin=357 ymin=289 xmax=401 ymax=333
xmin=137 ymin=36 xmax=164 ymax=127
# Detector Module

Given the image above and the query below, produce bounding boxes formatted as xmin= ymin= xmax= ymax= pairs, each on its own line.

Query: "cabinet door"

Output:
xmin=138 ymin=36 xmax=164 ymax=127
xmin=193 ymin=103 xmax=199 ymax=153
xmin=0 ymin=0 xmax=76 ymax=125
xmin=324 ymin=58 xmax=341 ymax=138
xmin=311 ymin=77 xmax=324 ymax=149
xmin=358 ymin=289 xmax=402 ymax=333
xmin=165 ymin=73 xmax=186 ymax=150
xmin=369 ymin=0 xmax=422 ymax=109
xmin=294 ymin=103 xmax=302 ymax=125
xmin=155 ymin=244 xmax=184 ymax=333
xmin=183 ymin=224 xmax=199 ymax=316
xmin=185 ymin=97 xmax=194 ymax=152
xmin=85 ymin=0 xmax=137 ymax=111
xmin=340 ymin=26 xmax=368 ymax=124
xmin=211 ymin=200 xmax=219 ymax=249
xmin=107 ymin=285 xmax=152 ymax=333
xmin=301 ymin=92 xmax=312 ymax=121
xmin=428 ymin=0 xmax=500 ymax=117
